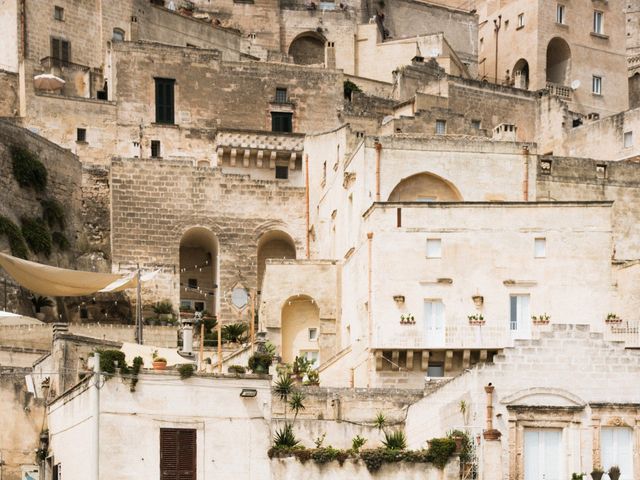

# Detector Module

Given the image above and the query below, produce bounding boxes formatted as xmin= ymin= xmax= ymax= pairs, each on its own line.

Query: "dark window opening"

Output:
xmin=194 ymin=302 xmax=205 ymax=312
xmin=112 ymin=28 xmax=125 ymax=42
xmin=271 ymin=112 xmax=292 ymax=133
xmin=187 ymin=278 xmax=198 ymax=289
xmin=151 ymin=140 xmax=161 ymax=158
xmin=160 ymin=428 xmax=196 ymax=480
xmin=51 ymin=38 xmax=70 ymax=66
xmin=80 ymin=307 xmax=89 ymax=319
xmin=427 ymin=363 xmax=444 ymax=377
xmin=155 ymin=78 xmax=175 ymax=124
xmin=76 ymin=128 xmax=86 ymax=142
xmin=54 ymin=6 xmax=64 ymax=21
xmin=275 ymin=165 xmax=289 ymax=179
xmin=275 ymin=88 xmax=288 ymax=103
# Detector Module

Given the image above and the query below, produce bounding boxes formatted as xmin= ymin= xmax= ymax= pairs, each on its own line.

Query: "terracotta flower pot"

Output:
xmin=153 ymin=360 xmax=167 ymax=370
xmin=590 ymin=472 xmax=603 ymax=480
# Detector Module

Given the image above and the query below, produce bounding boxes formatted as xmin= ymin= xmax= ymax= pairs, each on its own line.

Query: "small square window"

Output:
xmin=300 ymin=350 xmax=319 ymax=367
xmin=426 ymin=238 xmax=442 ymax=258
xmin=76 ymin=128 xmax=86 ymax=142
xmin=275 ymin=88 xmax=288 ymax=103
xmin=471 ymin=120 xmax=481 ymax=130
xmin=556 ymin=4 xmax=565 ymax=24
xmin=534 ymin=238 xmax=546 ymax=258
xmin=435 ymin=120 xmax=446 ymax=135
xmin=275 ymin=165 xmax=289 ymax=179
xmin=593 ymin=11 xmax=604 ymax=34
xmin=151 ymin=140 xmax=161 ymax=158
xmin=187 ymin=278 xmax=198 ymax=289
xmin=180 ymin=300 xmax=193 ymax=310
xmin=308 ymin=327 xmax=318 ymax=341
xmin=592 ymin=76 xmax=602 ymax=95
xmin=517 ymin=13 xmax=524 ymax=28
xmin=54 ymin=6 xmax=64 ymax=21
xmin=624 ymin=131 xmax=633 ymax=148
xmin=427 ymin=363 xmax=444 ymax=377
xmin=194 ymin=301 xmax=205 ymax=312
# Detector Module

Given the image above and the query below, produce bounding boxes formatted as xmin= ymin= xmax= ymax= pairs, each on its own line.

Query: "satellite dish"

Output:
xmin=571 ymin=80 xmax=581 ymax=90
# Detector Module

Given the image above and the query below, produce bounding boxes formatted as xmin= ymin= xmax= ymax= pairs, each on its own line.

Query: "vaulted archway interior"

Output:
xmin=289 ymin=32 xmax=325 ymax=66
xmin=281 ymin=295 xmax=320 ymax=365
xmin=387 ymin=172 xmax=463 ymax=202
xmin=513 ymin=58 xmax=530 ymax=90
xmin=546 ymin=37 xmax=571 ymax=86
xmin=257 ymin=230 xmax=296 ymax=293
xmin=179 ymin=227 xmax=219 ymax=315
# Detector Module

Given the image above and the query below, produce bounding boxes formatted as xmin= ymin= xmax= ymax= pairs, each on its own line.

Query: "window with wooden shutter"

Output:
xmin=271 ymin=112 xmax=292 ymax=132
xmin=50 ymin=37 xmax=70 ymax=66
xmin=155 ymin=78 xmax=176 ymax=124
xmin=160 ymin=428 xmax=196 ymax=480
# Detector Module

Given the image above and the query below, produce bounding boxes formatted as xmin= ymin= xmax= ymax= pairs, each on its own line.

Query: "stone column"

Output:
xmin=482 ymin=383 xmax=503 ymax=480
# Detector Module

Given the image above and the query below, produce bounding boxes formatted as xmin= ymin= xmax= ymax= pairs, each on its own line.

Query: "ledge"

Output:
xmin=590 ymin=32 xmax=609 ymax=40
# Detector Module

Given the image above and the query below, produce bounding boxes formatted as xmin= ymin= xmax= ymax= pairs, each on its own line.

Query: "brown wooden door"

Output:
xmin=160 ymin=428 xmax=196 ymax=480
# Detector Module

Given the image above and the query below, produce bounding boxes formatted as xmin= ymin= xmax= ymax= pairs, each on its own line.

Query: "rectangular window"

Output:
xmin=593 ymin=11 xmax=604 ymax=34
xmin=76 ymin=128 xmax=86 ymax=142
xmin=180 ymin=300 xmax=193 ymax=310
xmin=426 ymin=238 xmax=442 ymax=258
xmin=300 ymin=350 xmax=319 ymax=367
xmin=275 ymin=165 xmax=289 ymax=179
xmin=54 ymin=6 xmax=64 ymax=21
xmin=435 ymin=120 xmax=446 ymax=135
xmin=155 ymin=78 xmax=175 ymax=124
xmin=194 ymin=301 xmax=205 ymax=312
xmin=471 ymin=119 xmax=481 ymax=129
xmin=556 ymin=4 xmax=565 ymax=24
xmin=427 ymin=363 xmax=444 ymax=377
xmin=601 ymin=427 xmax=633 ymax=476
xmin=151 ymin=140 xmax=161 ymax=158
xmin=160 ymin=428 xmax=196 ymax=480
xmin=275 ymin=88 xmax=288 ymax=103
xmin=271 ymin=112 xmax=293 ymax=133
xmin=517 ymin=13 xmax=524 ymax=28
xmin=510 ymin=294 xmax=530 ymax=332
xmin=534 ymin=238 xmax=546 ymax=258
xmin=50 ymin=38 xmax=71 ymax=66
xmin=187 ymin=278 xmax=198 ymax=289
xmin=53 ymin=463 xmax=62 ymax=480
xmin=624 ymin=131 xmax=633 ymax=148
xmin=308 ymin=327 xmax=318 ymax=341
xmin=592 ymin=76 xmax=602 ymax=95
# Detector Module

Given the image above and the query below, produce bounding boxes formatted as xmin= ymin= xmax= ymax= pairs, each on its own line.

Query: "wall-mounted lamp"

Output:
xmin=393 ymin=295 xmax=405 ymax=304
xmin=472 ymin=295 xmax=484 ymax=308
xmin=240 ymin=388 xmax=258 ymax=398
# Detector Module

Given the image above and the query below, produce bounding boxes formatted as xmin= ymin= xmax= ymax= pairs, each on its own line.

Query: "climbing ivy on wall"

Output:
xmin=10 ymin=145 xmax=48 ymax=192
xmin=21 ymin=217 xmax=52 ymax=257
xmin=0 ymin=215 xmax=29 ymax=259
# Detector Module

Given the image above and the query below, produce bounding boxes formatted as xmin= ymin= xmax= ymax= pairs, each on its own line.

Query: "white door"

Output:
xmin=601 ymin=427 xmax=634 ymax=480
xmin=510 ymin=294 xmax=531 ymax=339
xmin=424 ymin=300 xmax=445 ymax=347
xmin=524 ymin=428 xmax=562 ymax=480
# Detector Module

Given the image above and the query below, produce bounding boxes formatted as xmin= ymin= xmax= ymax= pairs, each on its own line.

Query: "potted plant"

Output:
xmin=468 ymin=313 xmax=485 ymax=325
xmin=590 ymin=466 xmax=604 ymax=480
xmin=608 ymin=466 xmax=620 ymax=480
xmin=532 ymin=313 xmax=550 ymax=325
xmin=248 ymin=352 xmax=272 ymax=374
xmin=152 ymin=350 xmax=167 ymax=370
xmin=31 ymin=295 xmax=54 ymax=321
xmin=153 ymin=300 xmax=173 ymax=322
xmin=606 ymin=313 xmax=622 ymax=323
xmin=400 ymin=313 xmax=415 ymax=324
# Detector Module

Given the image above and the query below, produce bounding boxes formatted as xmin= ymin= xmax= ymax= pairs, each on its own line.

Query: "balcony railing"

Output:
xmin=546 ymin=82 xmax=572 ymax=99
xmin=604 ymin=321 xmax=640 ymax=347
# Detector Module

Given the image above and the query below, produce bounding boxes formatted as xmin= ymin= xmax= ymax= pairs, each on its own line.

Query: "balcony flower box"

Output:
xmin=606 ymin=313 xmax=622 ymax=324
xmin=400 ymin=313 xmax=415 ymax=324
xmin=532 ymin=313 xmax=550 ymax=325
xmin=468 ymin=313 xmax=485 ymax=326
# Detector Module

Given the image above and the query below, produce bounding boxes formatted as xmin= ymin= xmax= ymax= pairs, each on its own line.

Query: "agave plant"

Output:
xmin=288 ymin=391 xmax=306 ymax=422
xmin=273 ymin=423 xmax=299 ymax=448
xmin=382 ymin=430 xmax=407 ymax=450
xmin=222 ymin=322 xmax=247 ymax=343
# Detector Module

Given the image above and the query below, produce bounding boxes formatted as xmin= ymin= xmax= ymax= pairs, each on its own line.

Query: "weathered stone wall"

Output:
xmin=0 ymin=367 xmax=44 ymax=480
xmin=536 ymin=156 xmax=640 ymax=261
xmin=110 ymin=158 xmax=307 ymax=323
xmin=0 ymin=70 xmax=18 ymax=117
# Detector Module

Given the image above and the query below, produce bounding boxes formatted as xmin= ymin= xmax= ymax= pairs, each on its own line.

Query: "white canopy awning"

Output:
xmin=0 ymin=252 xmax=156 ymax=297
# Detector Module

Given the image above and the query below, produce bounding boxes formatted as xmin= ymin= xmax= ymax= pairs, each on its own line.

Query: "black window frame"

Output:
xmin=76 ymin=128 xmax=86 ymax=142
xmin=151 ymin=140 xmax=161 ymax=158
xmin=271 ymin=112 xmax=292 ymax=133
xmin=187 ymin=278 xmax=198 ymax=289
xmin=275 ymin=88 xmax=288 ymax=103
xmin=155 ymin=78 xmax=176 ymax=125
xmin=275 ymin=165 xmax=289 ymax=179
xmin=54 ymin=6 xmax=64 ymax=21
xmin=50 ymin=37 xmax=71 ymax=66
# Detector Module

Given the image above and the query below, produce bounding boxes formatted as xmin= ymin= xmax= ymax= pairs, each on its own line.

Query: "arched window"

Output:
xmin=288 ymin=32 xmax=325 ymax=66
xmin=546 ymin=37 xmax=571 ymax=86
xmin=112 ymin=28 xmax=125 ymax=42
xmin=179 ymin=227 xmax=219 ymax=315
xmin=387 ymin=172 xmax=463 ymax=202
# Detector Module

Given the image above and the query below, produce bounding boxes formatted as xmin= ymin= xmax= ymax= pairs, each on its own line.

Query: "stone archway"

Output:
xmin=288 ymin=32 xmax=326 ymax=66
xmin=546 ymin=37 xmax=571 ymax=86
xmin=179 ymin=227 xmax=219 ymax=315
xmin=281 ymin=294 xmax=320 ymax=364
xmin=513 ymin=58 xmax=530 ymax=90
xmin=388 ymin=172 xmax=463 ymax=202
xmin=257 ymin=230 xmax=296 ymax=293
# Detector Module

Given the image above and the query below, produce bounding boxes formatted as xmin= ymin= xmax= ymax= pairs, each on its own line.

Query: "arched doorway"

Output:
xmin=281 ymin=295 xmax=320 ymax=365
xmin=546 ymin=37 xmax=571 ymax=85
xmin=288 ymin=32 xmax=325 ymax=66
xmin=513 ymin=58 xmax=530 ymax=90
xmin=179 ymin=227 xmax=218 ymax=315
xmin=387 ymin=172 xmax=463 ymax=202
xmin=257 ymin=230 xmax=296 ymax=293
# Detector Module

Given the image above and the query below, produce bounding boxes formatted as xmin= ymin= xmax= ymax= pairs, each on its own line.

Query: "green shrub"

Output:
xmin=21 ymin=217 xmax=51 ymax=257
xmin=41 ymin=198 xmax=65 ymax=230
xmin=228 ymin=364 xmax=246 ymax=374
xmin=222 ymin=322 xmax=247 ymax=343
xmin=343 ymin=79 xmax=362 ymax=100
xmin=311 ymin=446 xmax=342 ymax=464
xmin=130 ymin=356 xmax=144 ymax=392
xmin=351 ymin=435 xmax=367 ymax=452
xmin=272 ymin=372 xmax=294 ymax=400
xmin=273 ymin=423 xmax=299 ymax=448
xmin=426 ymin=437 xmax=456 ymax=469
xmin=52 ymin=231 xmax=70 ymax=251
xmin=248 ymin=352 xmax=273 ymax=373
xmin=178 ymin=363 xmax=195 ymax=380
xmin=382 ymin=430 xmax=407 ymax=450
xmin=0 ymin=215 xmax=28 ymax=258
xmin=360 ymin=448 xmax=403 ymax=472
xmin=152 ymin=300 xmax=173 ymax=315
xmin=11 ymin=145 xmax=47 ymax=192
xmin=94 ymin=349 xmax=127 ymax=375
xmin=447 ymin=429 xmax=472 ymax=464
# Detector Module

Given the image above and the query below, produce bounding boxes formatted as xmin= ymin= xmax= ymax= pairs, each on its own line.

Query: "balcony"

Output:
xmin=546 ymin=82 xmax=572 ymax=99
xmin=36 ymin=57 xmax=105 ymax=100
xmin=604 ymin=321 xmax=640 ymax=347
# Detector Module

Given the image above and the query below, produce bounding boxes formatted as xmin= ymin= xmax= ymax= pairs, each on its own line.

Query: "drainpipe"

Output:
xmin=493 ymin=15 xmax=502 ymax=84
xmin=522 ymin=145 xmax=529 ymax=201
xmin=305 ymin=154 xmax=310 ymax=259
xmin=374 ymin=141 xmax=382 ymax=201
xmin=366 ymin=232 xmax=373 ymax=387
xmin=483 ymin=383 xmax=502 ymax=440
xmin=91 ymin=351 xmax=101 ymax=480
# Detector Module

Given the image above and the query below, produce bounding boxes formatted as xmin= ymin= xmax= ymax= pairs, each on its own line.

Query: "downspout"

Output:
xmin=366 ymin=232 xmax=373 ymax=387
xmin=20 ymin=0 xmax=26 ymax=59
xmin=305 ymin=154 xmax=310 ymax=259
xmin=522 ymin=145 xmax=529 ymax=201
xmin=374 ymin=141 xmax=382 ymax=201
xmin=92 ymin=351 xmax=101 ymax=480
